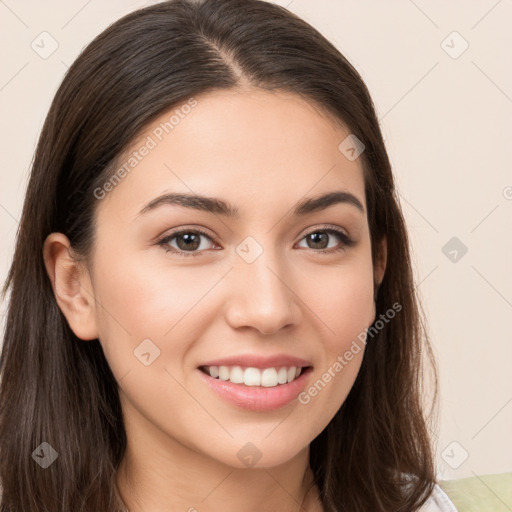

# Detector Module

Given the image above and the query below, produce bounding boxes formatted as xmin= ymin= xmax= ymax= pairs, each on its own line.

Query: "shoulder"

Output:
xmin=418 ymin=483 xmax=458 ymax=512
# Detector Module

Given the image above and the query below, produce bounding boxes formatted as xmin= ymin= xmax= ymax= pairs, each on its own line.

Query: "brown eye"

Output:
xmin=305 ymin=232 xmax=330 ymax=249
xmin=174 ymin=232 xmax=202 ymax=251
xmin=159 ymin=229 xmax=216 ymax=257
xmin=297 ymin=228 xmax=354 ymax=252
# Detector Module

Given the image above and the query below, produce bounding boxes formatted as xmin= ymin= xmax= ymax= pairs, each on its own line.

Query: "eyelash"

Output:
xmin=157 ymin=225 xmax=354 ymax=258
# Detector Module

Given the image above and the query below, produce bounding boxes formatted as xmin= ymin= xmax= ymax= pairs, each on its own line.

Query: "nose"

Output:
xmin=223 ymin=247 xmax=301 ymax=335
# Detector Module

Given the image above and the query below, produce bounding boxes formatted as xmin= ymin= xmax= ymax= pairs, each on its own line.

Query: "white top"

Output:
xmin=420 ymin=484 xmax=458 ymax=511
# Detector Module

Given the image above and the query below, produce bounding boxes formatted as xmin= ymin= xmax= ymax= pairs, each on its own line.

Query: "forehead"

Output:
xmin=96 ymin=87 xmax=366 ymax=220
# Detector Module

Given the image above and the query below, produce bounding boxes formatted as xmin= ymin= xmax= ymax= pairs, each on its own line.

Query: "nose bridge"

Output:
xmin=224 ymin=236 xmax=299 ymax=334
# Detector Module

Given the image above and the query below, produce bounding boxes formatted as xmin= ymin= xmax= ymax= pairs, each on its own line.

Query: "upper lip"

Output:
xmin=199 ymin=354 xmax=312 ymax=369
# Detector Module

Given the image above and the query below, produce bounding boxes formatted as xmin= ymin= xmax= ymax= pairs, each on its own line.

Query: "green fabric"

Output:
xmin=439 ymin=473 xmax=512 ymax=512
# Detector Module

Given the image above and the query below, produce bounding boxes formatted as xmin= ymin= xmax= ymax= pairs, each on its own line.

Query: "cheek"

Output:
xmin=90 ymin=248 xmax=224 ymax=377
xmin=308 ymin=256 xmax=376 ymax=353
xmin=296 ymin=251 xmax=375 ymax=411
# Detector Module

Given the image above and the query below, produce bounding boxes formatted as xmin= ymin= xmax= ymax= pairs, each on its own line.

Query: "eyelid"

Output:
xmin=160 ymin=225 xmax=216 ymax=240
xmin=299 ymin=223 xmax=351 ymax=240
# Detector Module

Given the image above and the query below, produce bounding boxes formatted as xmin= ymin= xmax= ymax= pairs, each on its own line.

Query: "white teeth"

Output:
xmin=244 ymin=368 xmax=261 ymax=386
xmin=230 ymin=366 xmax=244 ymax=384
xmin=277 ymin=367 xmax=288 ymax=384
xmin=261 ymin=368 xmax=278 ymax=387
xmin=218 ymin=366 xmax=229 ymax=381
xmin=205 ymin=365 xmax=304 ymax=387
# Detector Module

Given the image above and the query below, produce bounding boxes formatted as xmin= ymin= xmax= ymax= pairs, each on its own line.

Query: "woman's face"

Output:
xmin=83 ymin=87 xmax=383 ymax=468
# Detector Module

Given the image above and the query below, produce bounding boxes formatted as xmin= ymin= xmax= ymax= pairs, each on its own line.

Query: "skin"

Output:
xmin=43 ymin=86 xmax=386 ymax=512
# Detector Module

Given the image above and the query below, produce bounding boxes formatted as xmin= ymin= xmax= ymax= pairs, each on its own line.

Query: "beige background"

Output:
xmin=1 ymin=0 xmax=511 ymax=484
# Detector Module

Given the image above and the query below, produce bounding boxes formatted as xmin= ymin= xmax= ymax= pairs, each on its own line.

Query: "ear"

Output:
xmin=43 ymin=232 xmax=99 ymax=341
xmin=373 ymin=236 xmax=387 ymax=294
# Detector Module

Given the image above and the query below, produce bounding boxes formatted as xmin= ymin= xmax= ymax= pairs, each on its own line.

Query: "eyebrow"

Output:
xmin=137 ymin=190 xmax=365 ymax=219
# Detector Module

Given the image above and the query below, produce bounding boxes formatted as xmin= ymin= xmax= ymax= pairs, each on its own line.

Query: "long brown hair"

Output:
xmin=0 ymin=0 xmax=437 ymax=510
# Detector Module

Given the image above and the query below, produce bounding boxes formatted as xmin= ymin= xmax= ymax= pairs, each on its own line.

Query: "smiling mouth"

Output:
xmin=199 ymin=365 xmax=312 ymax=387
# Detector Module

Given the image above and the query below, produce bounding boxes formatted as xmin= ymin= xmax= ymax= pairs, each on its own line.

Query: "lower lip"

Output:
xmin=197 ymin=368 xmax=311 ymax=412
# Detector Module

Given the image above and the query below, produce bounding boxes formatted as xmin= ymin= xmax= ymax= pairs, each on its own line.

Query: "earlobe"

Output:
xmin=43 ymin=233 xmax=99 ymax=341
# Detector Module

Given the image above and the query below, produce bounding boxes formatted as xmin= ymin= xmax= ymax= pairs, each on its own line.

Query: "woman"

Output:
xmin=0 ymin=0 xmax=457 ymax=510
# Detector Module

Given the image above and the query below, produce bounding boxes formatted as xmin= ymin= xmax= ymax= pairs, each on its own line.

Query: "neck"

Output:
xmin=115 ymin=400 xmax=323 ymax=512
